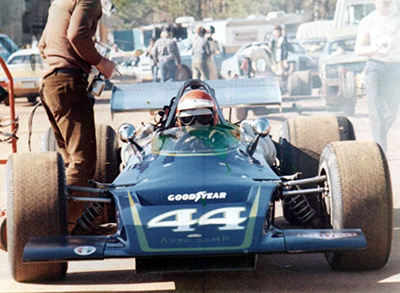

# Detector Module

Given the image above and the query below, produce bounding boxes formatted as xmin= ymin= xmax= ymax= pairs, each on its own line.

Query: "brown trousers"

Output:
xmin=40 ymin=72 xmax=96 ymax=231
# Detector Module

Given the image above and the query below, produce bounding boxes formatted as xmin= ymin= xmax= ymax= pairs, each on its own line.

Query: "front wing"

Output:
xmin=23 ymin=184 xmax=366 ymax=263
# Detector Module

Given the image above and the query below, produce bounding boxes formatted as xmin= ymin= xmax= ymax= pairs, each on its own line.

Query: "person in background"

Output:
xmin=206 ymin=26 xmax=220 ymax=80
xmin=239 ymin=45 xmax=275 ymax=78
xmin=192 ymin=25 xmax=212 ymax=80
xmin=152 ymin=29 xmax=181 ymax=82
xmin=355 ymin=0 xmax=400 ymax=153
xmin=269 ymin=24 xmax=289 ymax=76
xmin=145 ymin=37 xmax=159 ymax=82
xmin=38 ymin=0 xmax=115 ymax=234
xmin=332 ymin=40 xmax=348 ymax=55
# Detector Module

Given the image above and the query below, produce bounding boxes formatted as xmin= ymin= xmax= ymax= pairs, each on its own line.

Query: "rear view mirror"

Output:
xmin=118 ymin=123 xmax=136 ymax=143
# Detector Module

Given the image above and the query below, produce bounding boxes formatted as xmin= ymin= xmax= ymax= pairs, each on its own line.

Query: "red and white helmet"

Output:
xmin=176 ymin=90 xmax=218 ymax=126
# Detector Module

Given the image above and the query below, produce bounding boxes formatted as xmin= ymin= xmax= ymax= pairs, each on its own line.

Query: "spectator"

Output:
xmin=355 ymin=0 xmax=400 ymax=152
xmin=145 ymin=37 xmax=159 ymax=82
xmin=152 ymin=29 xmax=181 ymax=82
xmin=332 ymin=41 xmax=347 ymax=55
xmin=192 ymin=25 xmax=212 ymax=80
xmin=269 ymin=24 xmax=289 ymax=76
xmin=239 ymin=45 xmax=275 ymax=78
xmin=38 ymin=0 xmax=115 ymax=233
xmin=206 ymin=26 xmax=220 ymax=80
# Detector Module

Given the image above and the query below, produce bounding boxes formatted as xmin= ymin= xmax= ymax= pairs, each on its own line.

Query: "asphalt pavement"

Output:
xmin=0 ymin=88 xmax=400 ymax=293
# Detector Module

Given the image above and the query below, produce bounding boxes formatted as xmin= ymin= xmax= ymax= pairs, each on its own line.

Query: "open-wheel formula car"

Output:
xmin=3 ymin=79 xmax=392 ymax=282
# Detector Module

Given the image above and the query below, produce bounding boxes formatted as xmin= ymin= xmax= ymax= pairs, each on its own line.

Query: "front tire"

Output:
xmin=319 ymin=141 xmax=392 ymax=270
xmin=280 ymin=116 xmax=355 ymax=226
xmin=7 ymin=152 xmax=68 ymax=282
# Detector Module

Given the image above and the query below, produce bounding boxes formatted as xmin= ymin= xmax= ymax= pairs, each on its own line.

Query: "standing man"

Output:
xmin=192 ymin=25 xmax=212 ymax=80
xmin=38 ymin=0 xmax=115 ymax=232
xmin=206 ymin=26 xmax=220 ymax=80
xmin=145 ymin=37 xmax=159 ymax=82
xmin=269 ymin=24 xmax=289 ymax=76
xmin=355 ymin=0 xmax=400 ymax=152
xmin=152 ymin=29 xmax=181 ymax=82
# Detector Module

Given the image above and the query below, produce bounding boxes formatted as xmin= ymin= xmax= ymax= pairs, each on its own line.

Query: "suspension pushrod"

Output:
xmin=282 ymin=175 xmax=327 ymax=187
xmin=68 ymin=196 xmax=111 ymax=203
xmin=68 ymin=185 xmax=109 ymax=194
xmin=282 ymin=187 xmax=325 ymax=197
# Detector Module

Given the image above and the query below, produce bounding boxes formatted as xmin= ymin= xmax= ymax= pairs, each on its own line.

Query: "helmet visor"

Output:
xmin=180 ymin=114 xmax=214 ymax=126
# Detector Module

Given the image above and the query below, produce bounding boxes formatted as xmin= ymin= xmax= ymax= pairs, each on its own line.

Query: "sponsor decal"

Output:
xmin=160 ymin=235 xmax=230 ymax=245
xmin=147 ymin=207 xmax=247 ymax=232
xmin=296 ymin=232 xmax=358 ymax=240
xmin=167 ymin=191 xmax=227 ymax=202
xmin=73 ymin=246 xmax=97 ymax=256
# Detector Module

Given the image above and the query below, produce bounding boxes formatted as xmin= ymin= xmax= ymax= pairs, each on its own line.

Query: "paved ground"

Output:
xmin=0 ymin=89 xmax=400 ymax=293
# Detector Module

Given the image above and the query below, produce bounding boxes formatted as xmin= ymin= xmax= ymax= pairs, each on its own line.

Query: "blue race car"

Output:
xmin=5 ymin=79 xmax=392 ymax=282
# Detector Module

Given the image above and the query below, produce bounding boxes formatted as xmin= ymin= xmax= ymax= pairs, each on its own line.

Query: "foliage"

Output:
xmin=112 ymin=0 xmax=337 ymax=29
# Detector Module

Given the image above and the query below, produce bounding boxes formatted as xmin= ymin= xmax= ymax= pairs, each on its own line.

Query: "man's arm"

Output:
xmin=67 ymin=0 xmax=115 ymax=77
xmin=355 ymin=30 xmax=377 ymax=57
xmin=152 ymin=41 xmax=159 ymax=62
xmin=38 ymin=26 xmax=47 ymax=60
xmin=67 ymin=0 xmax=102 ymax=65
xmin=205 ymin=40 xmax=212 ymax=59
xmin=355 ymin=18 xmax=387 ymax=58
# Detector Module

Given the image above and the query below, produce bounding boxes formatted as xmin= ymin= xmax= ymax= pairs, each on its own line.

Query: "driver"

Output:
xmin=176 ymin=90 xmax=218 ymax=127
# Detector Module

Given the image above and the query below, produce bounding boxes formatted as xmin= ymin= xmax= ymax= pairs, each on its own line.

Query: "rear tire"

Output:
xmin=27 ymin=95 xmax=37 ymax=103
xmin=280 ymin=116 xmax=355 ymax=226
xmin=42 ymin=125 xmax=119 ymax=183
xmin=6 ymin=152 xmax=68 ymax=282
xmin=236 ymin=108 xmax=248 ymax=121
xmin=287 ymin=71 xmax=311 ymax=96
xmin=94 ymin=124 xmax=119 ymax=183
xmin=175 ymin=65 xmax=192 ymax=81
xmin=0 ymin=216 xmax=6 ymax=251
xmin=340 ymin=71 xmax=356 ymax=116
xmin=41 ymin=127 xmax=58 ymax=152
xmin=319 ymin=141 xmax=392 ymax=270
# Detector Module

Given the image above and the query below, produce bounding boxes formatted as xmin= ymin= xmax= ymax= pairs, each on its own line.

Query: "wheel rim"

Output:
xmin=319 ymin=165 xmax=333 ymax=228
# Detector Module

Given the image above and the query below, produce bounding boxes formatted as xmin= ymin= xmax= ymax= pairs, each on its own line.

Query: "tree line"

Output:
xmin=111 ymin=0 xmax=337 ymax=29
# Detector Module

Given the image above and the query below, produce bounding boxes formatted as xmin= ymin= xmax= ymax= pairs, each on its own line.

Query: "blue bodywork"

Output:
xmin=23 ymin=80 xmax=366 ymax=267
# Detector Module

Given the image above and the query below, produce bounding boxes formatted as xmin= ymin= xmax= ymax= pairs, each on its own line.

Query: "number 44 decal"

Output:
xmin=147 ymin=207 xmax=247 ymax=232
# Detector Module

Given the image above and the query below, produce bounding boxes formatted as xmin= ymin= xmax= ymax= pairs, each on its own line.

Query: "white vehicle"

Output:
xmin=0 ymin=48 xmax=44 ymax=105
xmin=333 ymin=0 xmax=399 ymax=29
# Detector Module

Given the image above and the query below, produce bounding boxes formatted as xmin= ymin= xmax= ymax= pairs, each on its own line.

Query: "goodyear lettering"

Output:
xmin=167 ymin=191 xmax=227 ymax=202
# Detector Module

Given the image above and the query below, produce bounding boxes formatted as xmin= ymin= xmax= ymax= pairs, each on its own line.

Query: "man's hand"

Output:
xmin=96 ymin=57 xmax=116 ymax=79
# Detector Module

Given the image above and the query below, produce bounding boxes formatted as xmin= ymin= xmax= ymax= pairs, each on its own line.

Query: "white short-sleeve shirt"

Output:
xmin=357 ymin=10 xmax=400 ymax=62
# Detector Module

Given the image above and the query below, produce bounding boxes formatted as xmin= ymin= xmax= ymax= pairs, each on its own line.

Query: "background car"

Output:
xmin=0 ymin=48 xmax=44 ymax=105
xmin=318 ymin=28 xmax=367 ymax=115
xmin=109 ymin=50 xmax=142 ymax=85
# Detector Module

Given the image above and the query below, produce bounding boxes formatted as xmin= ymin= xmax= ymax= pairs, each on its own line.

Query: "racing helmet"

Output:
xmin=176 ymin=90 xmax=218 ymax=126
